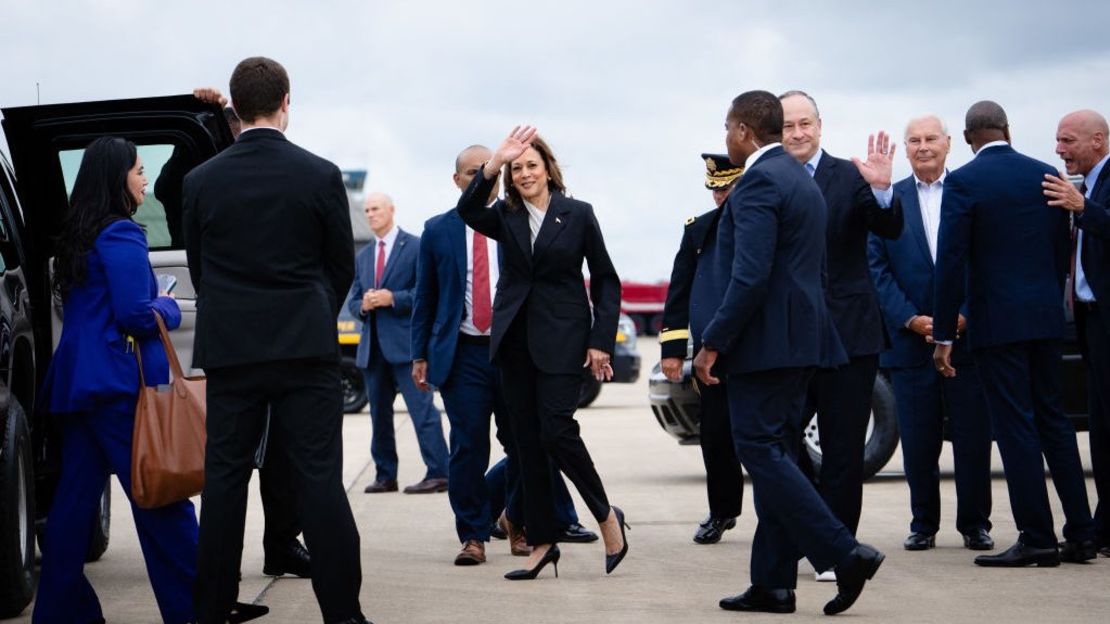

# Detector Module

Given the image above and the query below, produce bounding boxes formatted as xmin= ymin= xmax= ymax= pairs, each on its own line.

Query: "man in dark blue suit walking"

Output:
xmin=348 ymin=193 xmax=449 ymax=495
xmin=934 ymin=101 xmax=1095 ymax=567
xmin=693 ymin=90 xmax=883 ymax=616
xmin=1045 ymin=109 xmax=1110 ymax=558
xmin=869 ymin=114 xmax=994 ymax=552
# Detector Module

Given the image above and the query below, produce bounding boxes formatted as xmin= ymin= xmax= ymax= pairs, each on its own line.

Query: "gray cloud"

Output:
xmin=2 ymin=0 xmax=1108 ymax=280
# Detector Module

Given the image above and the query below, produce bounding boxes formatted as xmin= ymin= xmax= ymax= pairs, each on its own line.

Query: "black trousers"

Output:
xmin=695 ymin=378 xmax=744 ymax=519
xmin=1080 ymin=304 xmax=1110 ymax=548
xmin=798 ymin=354 xmax=879 ymax=536
xmin=258 ymin=431 xmax=301 ymax=554
xmin=195 ymin=359 xmax=363 ymax=624
xmin=499 ymin=314 xmax=611 ymax=545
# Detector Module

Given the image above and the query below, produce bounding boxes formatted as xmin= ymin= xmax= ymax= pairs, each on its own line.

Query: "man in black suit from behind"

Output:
xmin=1045 ymin=109 xmax=1110 ymax=558
xmin=778 ymin=91 xmax=903 ymax=575
xmin=934 ymin=101 xmax=1095 ymax=567
xmin=183 ymin=57 xmax=367 ymax=624
xmin=693 ymin=90 xmax=884 ymax=616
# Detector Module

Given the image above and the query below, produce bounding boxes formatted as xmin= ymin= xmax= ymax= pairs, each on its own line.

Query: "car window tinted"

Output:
xmin=58 ymin=143 xmax=188 ymax=250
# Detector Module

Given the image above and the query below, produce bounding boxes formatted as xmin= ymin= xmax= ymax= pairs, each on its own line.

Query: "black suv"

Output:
xmin=0 ymin=95 xmax=234 ymax=618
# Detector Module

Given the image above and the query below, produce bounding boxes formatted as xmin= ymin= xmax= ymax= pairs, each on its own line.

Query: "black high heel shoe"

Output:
xmin=605 ymin=506 xmax=630 ymax=575
xmin=505 ymin=544 xmax=560 ymax=580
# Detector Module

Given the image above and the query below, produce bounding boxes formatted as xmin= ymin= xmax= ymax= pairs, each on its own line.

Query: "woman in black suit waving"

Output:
xmin=457 ymin=126 xmax=627 ymax=579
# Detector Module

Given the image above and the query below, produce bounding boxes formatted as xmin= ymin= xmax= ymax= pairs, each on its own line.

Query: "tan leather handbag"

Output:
xmin=130 ymin=311 xmax=207 ymax=509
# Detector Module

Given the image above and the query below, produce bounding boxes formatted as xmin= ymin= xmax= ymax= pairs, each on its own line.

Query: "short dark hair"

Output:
xmin=965 ymin=100 xmax=1008 ymax=132
xmin=728 ymin=90 xmax=783 ymax=143
xmin=229 ymin=57 xmax=289 ymax=123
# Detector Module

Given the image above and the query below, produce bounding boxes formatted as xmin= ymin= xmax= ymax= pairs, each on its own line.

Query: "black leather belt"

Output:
xmin=457 ymin=332 xmax=491 ymax=346
xmin=1077 ymin=300 xmax=1099 ymax=313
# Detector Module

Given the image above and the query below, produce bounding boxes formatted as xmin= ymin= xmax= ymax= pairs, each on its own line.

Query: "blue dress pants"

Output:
xmin=973 ymin=339 xmax=1094 ymax=548
xmin=728 ymin=368 xmax=857 ymax=589
xmin=363 ymin=337 xmax=448 ymax=482
xmin=33 ymin=406 xmax=198 ymax=624
xmin=888 ymin=362 xmax=993 ymax=536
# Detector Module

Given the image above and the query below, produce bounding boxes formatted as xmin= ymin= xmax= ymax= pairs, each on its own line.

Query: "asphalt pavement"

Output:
xmin=9 ymin=336 xmax=1110 ymax=623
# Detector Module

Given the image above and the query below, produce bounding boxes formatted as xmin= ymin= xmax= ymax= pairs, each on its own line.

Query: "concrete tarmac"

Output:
xmin=10 ymin=337 xmax=1110 ymax=623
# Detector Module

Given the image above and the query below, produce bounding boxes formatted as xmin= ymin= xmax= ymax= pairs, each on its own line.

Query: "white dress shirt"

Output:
xmin=522 ymin=199 xmax=547 ymax=247
xmin=914 ymin=172 xmax=946 ymax=263
xmin=974 ymin=140 xmax=1010 ymax=157
xmin=460 ymin=224 xmax=500 ymax=336
xmin=1076 ymin=152 xmax=1110 ymax=302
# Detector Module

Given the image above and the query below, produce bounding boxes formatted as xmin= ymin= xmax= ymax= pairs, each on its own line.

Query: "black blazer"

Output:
xmin=182 ymin=128 xmax=354 ymax=369
xmin=660 ymin=207 xmax=721 ymax=358
xmin=456 ymin=173 xmax=621 ymax=375
xmin=812 ymin=150 xmax=904 ymax=357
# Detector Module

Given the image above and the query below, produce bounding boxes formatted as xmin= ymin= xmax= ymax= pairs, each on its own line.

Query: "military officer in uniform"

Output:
xmin=660 ymin=153 xmax=746 ymax=544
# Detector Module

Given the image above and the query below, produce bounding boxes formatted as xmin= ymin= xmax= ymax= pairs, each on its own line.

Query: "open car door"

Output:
xmin=2 ymin=95 xmax=234 ymax=375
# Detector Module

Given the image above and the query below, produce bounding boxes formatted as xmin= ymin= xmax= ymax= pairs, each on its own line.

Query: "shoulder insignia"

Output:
xmin=685 ymin=216 xmax=696 ymax=226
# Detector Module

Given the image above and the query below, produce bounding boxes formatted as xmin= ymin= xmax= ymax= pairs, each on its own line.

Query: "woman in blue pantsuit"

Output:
xmin=33 ymin=137 xmax=197 ymax=624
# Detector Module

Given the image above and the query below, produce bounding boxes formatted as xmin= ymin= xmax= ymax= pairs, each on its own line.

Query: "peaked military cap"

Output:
xmin=702 ymin=153 xmax=743 ymax=189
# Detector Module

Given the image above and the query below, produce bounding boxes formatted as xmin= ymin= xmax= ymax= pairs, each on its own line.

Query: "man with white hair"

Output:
xmin=1044 ymin=109 xmax=1110 ymax=558
xmin=348 ymin=192 xmax=450 ymax=495
xmin=868 ymin=115 xmax=994 ymax=553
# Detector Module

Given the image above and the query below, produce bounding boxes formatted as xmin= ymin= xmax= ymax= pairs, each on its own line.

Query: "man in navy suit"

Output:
xmin=1044 ymin=109 xmax=1110 ymax=557
xmin=348 ymin=192 xmax=449 ymax=495
xmin=779 ymin=91 xmax=903 ymax=567
xmin=868 ymin=115 xmax=994 ymax=552
xmin=934 ymin=100 xmax=1095 ymax=567
xmin=694 ymin=90 xmax=883 ymax=616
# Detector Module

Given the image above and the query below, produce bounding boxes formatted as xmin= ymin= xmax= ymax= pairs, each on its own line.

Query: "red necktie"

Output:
xmin=1067 ymin=183 xmax=1087 ymax=312
xmin=472 ymin=230 xmax=492 ymax=333
xmin=375 ymin=240 xmax=386 ymax=288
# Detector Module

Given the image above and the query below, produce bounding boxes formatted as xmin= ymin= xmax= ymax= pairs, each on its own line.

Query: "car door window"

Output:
xmin=58 ymin=142 xmax=191 ymax=250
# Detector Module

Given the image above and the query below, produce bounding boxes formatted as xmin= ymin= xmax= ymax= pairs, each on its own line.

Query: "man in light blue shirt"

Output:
xmin=1044 ymin=109 xmax=1110 ymax=557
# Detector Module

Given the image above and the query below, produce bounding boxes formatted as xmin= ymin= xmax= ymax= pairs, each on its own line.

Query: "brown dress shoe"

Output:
xmin=363 ymin=479 xmax=398 ymax=493
xmin=454 ymin=540 xmax=486 ymax=566
xmin=403 ymin=477 xmax=448 ymax=494
xmin=498 ymin=511 xmax=531 ymax=556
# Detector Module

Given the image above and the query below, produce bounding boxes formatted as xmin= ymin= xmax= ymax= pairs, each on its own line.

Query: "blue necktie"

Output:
xmin=805 ymin=163 xmax=816 ymax=177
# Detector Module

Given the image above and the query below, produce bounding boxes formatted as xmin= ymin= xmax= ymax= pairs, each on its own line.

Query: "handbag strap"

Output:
xmin=152 ymin=311 xmax=186 ymax=381
xmin=131 ymin=310 xmax=186 ymax=390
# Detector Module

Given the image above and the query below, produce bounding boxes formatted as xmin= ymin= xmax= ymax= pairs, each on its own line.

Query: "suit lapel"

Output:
xmin=812 ymin=150 xmax=836 ymax=195
xmin=379 ymin=230 xmax=406 ymax=287
xmin=448 ymin=212 xmax=467 ymax=288
xmin=506 ymin=207 xmax=533 ymax=267
xmin=532 ymin=195 xmax=571 ymax=260
xmin=899 ymin=182 xmax=933 ymax=267
xmin=1093 ymin=159 xmax=1110 ymax=199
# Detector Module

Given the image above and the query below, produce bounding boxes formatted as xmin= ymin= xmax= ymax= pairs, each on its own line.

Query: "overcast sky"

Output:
xmin=2 ymin=0 xmax=1109 ymax=280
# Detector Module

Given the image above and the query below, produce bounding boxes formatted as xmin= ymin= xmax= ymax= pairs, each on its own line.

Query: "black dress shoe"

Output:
xmin=719 ymin=586 xmax=796 ymax=613
xmin=824 ymin=543 xmax=884 ymax=615
xmin=227 ymin=602 xmax=269 ymax=623
xmin=559 ymin=522 xmax=599 ymax=543
xmin=363 ymin=479 xmax=398 ymax=493
xmin=974 ymin=541 xmax=1060 ymax=567
xmin=490 ymin=520 xmax=508 ymax=540
xmin=903 ymin=532 xmax=935 ymax=551
xmin=263 ymin=537 xmax=311 ymax=578
xmin=1059 ymin=539 xmax=1097 ymax=563
xmin=694 ymin=516 xmax=737 ymax=545
xmin=962 ymin=528 xmax=994 ymax=551
xmin=1100 ymin=545 xmax=1110 ymax=558
xmin=328 ymin=617 xmax=373 ymax=624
